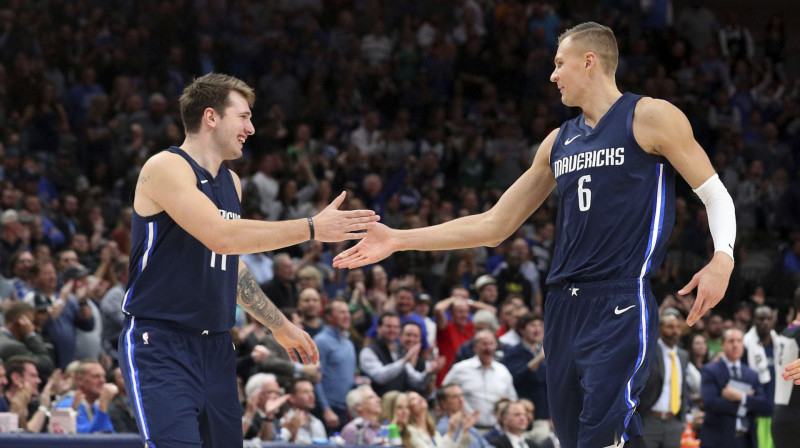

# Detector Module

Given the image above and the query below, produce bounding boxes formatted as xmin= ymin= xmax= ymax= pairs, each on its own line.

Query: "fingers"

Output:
xmin=686 ymin=295 xmax=707 ymax=326
xmin=326 ymin=191 xmax=347 ymax=210
xmin=285 ymin=347 xmax=299 ymax=363
xmin=678 ymin=275 xmax=698 ymax=296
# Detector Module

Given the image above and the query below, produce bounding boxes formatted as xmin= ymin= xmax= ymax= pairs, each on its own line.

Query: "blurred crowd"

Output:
xmin=0 ymin=0 xmax=797 ymax=445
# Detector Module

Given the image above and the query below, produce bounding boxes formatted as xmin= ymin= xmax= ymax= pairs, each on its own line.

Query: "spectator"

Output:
xmin=341 ymin=385 xmax=383 ymax=445
xmin=55 ymin=360 xmax=117 ymax=434
xmin=443 ymin=329 xmax=518 ymax=430
xmin=107 ymin=367 xmax=138 ymax=434
xmin=261 ymin=253 xmax=297 ymax=309
xmin=436 ymin=384 xmax=493 ymax=448
xmin=743 ymin=305 xmax=779 ymax=447
xmin=474 ymin=274 xmax=499 ymax=309
xmin=502 ymin=313 xmax=551 ymax=444
xmin=700 ymin=328 xmax=770 ymax=447
xmin=488 ymin=401 xmax=543 ymax=448
xmin=0 ymin=209 xmax=24 ymax=273
xmin=296 ymin=287 xmax=325 ymax=338
xmin=365 ymin=286 xmax=430 ymax=351
xmin=359 ymin=311 xmax=427 ymax=397
xmin=24 ymin=262 xmax=94 ymax=369
xmin=8 ymin=249 xmax=34 ymax=299
xmin=453 ymin=309 xmax=503 ymax=365
xmin=408 ymin=389 xmax=474 ymax=448
xmin=313 ymin=299 xmax=355 ymax=432
xmin=3 ymin=355 xmax=57 ymax=433
xmin=0 ymin=302 xmax=54 ymax=377
xmin=380 ymin=391 xmax=411 ymax=446
xmin=636 ymin=311 xmax=691 ymax=448
xmin=242 ymin=373 xmax=287 ymax=441
xmin=99 ymin=257 xmax=128 ymax=359
xmin=278 ymin=378 xmax=327 ymax=443
xmin=434 ymin=296 xmax=494 ymax=385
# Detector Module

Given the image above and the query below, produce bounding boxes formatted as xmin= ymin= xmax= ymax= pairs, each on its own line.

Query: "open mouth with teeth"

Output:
xmin=238 ymin=136 xmax=246 ymax=143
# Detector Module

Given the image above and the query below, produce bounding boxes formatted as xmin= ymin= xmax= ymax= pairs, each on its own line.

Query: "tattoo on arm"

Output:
xmin=139 ymin=175 xmax=149 ymax=184
xmin=237 ymin=267 xmax=284 ymax=329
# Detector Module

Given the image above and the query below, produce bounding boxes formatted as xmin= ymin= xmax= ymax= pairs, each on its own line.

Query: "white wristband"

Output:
xmin=693 ymin=174 xmax=736 ymax=261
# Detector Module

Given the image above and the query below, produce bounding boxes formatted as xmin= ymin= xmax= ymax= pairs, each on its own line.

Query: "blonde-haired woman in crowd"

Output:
xmin=407 ymin=391 xmax=474 ymax=448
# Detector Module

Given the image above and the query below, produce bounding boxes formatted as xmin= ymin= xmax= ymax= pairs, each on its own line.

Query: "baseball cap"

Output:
xmin=32 ymin=292 xmax=51 ymax=312
xmin=63 ymin=265 xmax=90 ymax=282
xmin=415 ymin=293 xmax=431 ymax=303
xmin=474 ymin=274 xmax=496 ymax=291
xmin=0 ymin=209 xmax=19 ymax=225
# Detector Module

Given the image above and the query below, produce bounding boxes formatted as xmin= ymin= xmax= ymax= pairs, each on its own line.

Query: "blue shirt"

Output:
xmin=56 ymin=395 xmax=115 ymax=434
xmin=314 ymin=325 xmax=356 ymax=411
xmin=436 ymin=414 xmax=494 ymax=448
xmin=548 ymin=93 xmax=675 ymax=284
xmin=123 ymin=147 xmax=240 ymax=331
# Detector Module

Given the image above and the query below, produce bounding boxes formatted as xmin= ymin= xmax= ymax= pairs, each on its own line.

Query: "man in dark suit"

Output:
xmin=635 ymin=310 xmax=690 ymax=448
xmin=700 ymin=328 xmax=770 ymax=448
xmin=489 ymin=401 xmax=535 ymax=448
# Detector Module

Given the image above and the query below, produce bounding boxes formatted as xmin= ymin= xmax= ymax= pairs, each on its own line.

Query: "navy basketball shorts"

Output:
xmin=544 ymin=279 xmax=658 ymax=448
xmin=118 ymin=317 xmax=241 ymax=448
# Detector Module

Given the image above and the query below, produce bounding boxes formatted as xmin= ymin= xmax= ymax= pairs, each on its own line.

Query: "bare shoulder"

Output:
xmin=534 ymin=127 xmax=561 ymax=162
xmin=134 ymin=151 xmax=195 ymax=215
xmin=633 ymin=97 xmax=692 ymax=156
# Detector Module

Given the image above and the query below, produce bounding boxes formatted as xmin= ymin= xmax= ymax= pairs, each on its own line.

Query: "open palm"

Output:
xmin=332 ymin=222 xmax=396 ymax=269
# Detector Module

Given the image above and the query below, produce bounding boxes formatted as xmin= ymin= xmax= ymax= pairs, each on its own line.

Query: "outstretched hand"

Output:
xmin=312 ymin=192 xmax=380 ymax=242
xmin=782 ymin=358 xmax=800 ymax=385
xmin=679 ymin=252 xmax=734 ymax=326
xmin=332 ymin=222 xmax=397 ymax=269
xmin=272 ymin=321 xmax=319 ymax=364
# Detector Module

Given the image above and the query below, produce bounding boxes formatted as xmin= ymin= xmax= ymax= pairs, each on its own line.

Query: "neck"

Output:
xmin=180 ymin=136 xmax=223 ymax=176
xmin=580 ymin=83 xmax=622 ymax=128
xmin=725 ymin=355 xmax=739 ymax=364
xmin=362 ymin=413 xmax=379 ymax=424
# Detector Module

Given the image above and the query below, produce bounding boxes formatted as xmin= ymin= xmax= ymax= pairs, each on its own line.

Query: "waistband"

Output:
xmin=125 ymin=316 xmax=229 ymax=336
xmin=548 ymin=278 xmax=651 ymax=295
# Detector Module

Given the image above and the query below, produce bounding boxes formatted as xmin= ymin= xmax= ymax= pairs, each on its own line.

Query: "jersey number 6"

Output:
xmin=578 ymin=175 xmax=592 ymax=211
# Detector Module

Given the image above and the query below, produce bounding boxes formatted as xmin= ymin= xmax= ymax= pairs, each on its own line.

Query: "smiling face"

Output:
xmin=211 ymin=91 xmax=254 ymax=160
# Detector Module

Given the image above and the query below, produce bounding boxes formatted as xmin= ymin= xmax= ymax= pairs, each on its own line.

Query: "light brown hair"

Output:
xmin=179 ymin=73 xmax=255 ymax=134
xmin=558 ymin=22 xmax=619 ymax=76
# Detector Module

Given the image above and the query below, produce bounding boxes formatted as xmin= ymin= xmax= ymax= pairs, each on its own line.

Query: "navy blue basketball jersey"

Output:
xmin=547 ymin=93 xmax=675 ymax=284
xmin=122 ymin=147 xmax=241 ymax=331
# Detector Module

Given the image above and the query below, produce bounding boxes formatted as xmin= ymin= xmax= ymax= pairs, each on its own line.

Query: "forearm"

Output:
xmin=237 ymin=263 xmax=287 ymax=330
xmin=215 ymin=218 xmax=311 ymax=255
xmin=395 ymin=212 xmax=511 ymax=252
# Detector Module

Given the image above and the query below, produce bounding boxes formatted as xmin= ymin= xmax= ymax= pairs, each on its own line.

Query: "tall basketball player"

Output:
xmin=118 ymin=73 xmax=378 ymax=447
xmin=333 ymin=22 xmax=736 ymax=448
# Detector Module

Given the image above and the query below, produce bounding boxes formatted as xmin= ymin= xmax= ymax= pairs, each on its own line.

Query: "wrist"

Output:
xmin=307 ymin=217 xmax=315 ymax=240
xmin=38 ymin=405 xmax=51 ymax=418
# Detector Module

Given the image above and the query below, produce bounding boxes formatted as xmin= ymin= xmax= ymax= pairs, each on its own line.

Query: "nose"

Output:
xmin=550 ymin=70 xmax=558 ymax=83
xmin=245 ymin=119 xmax=255 ymax=136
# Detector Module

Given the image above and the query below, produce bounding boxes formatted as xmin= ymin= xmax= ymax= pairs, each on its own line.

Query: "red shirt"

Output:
xmin=436 ymin=321 xmax=474 ymax=386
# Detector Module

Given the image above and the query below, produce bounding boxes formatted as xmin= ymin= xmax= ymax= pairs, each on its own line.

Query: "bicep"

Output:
xmin=636 ymin=99 xmax=716 ymax=188
xmin=138 ymin=154 xmax=231 ymax=249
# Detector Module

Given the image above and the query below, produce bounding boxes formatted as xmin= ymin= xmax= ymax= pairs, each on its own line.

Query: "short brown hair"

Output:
xmin=179 ymin=73 xmax=255 ymax=134
xmin=558 ymin=22 xmax=619 ymax=76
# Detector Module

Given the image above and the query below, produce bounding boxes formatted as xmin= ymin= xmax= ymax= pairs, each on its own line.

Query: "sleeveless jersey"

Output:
xmin=122 ymin=147 xmax=241 ymax=331
xmin=547 ymin=93 xmax=675 ymax=284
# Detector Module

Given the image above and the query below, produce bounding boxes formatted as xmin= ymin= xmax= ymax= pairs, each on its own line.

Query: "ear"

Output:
xmin=203 ymin=107 xmax=217 ymax=129
xmin=584 ymin=52 xmax=597 ymax=70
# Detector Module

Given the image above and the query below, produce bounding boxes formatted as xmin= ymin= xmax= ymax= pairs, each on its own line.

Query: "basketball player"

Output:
xmin=118 ymin=73 xmax=378 ymax=448
xmin=334 ymin=23 xmax=736 ymax=448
